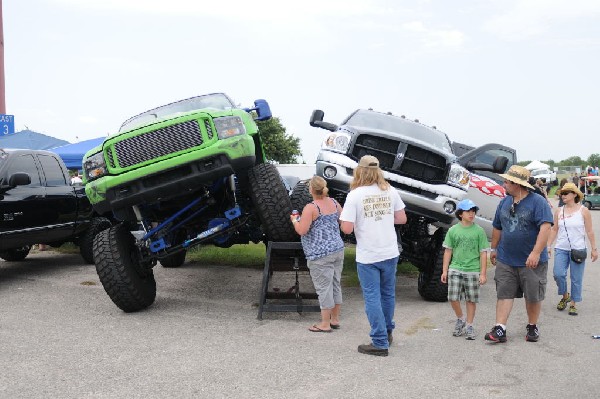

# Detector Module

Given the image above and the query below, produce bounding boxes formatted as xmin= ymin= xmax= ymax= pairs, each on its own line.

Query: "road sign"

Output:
xmin=0 ymin=114 xmax=15 ymax=136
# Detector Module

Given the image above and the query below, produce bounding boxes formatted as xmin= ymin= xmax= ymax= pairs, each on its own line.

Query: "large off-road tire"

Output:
xmin=290 ymin=180 xmax=312 ymax=212
xmin=583 ymin=201 xmax=592 ymax=210
xmin=93 ymin=223 xmax=156 ymax=312
xmin=247 ymin=163 xmax=296 ymax=242
xmin=159 ymin=250 xmax=186 ymax=268
xmin=0 ymin=245 xmax=31 ymax=262
xmin=417 ymin=228 xmax=448 ymax=302
xmin=80 ymin=217 xmax=112 ymax=264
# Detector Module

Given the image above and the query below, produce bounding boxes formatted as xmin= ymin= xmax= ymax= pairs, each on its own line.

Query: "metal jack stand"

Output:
xmin=257 ymin=241 xmax=320 ymax=320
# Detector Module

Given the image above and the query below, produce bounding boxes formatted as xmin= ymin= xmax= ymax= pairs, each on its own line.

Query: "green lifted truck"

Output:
xmin=82 ymin=93 xmax=295 ymax=312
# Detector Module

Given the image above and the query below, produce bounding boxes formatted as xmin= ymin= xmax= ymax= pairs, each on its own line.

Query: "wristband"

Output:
xmin=489 ymin=248 xmax=496 ymax=252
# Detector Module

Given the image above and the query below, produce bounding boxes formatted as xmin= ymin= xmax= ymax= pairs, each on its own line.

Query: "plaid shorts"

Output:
xmin=447 ymin=269 xmax=480 ymax=303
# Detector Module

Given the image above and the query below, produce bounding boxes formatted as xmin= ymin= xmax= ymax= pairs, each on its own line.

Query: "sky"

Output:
xmin=3 ymin=0 xmax=600 ymax=164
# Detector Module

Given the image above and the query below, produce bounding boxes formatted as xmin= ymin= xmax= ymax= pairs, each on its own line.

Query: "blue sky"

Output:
xmin=4 ymin=0 xmax=600 ymax=163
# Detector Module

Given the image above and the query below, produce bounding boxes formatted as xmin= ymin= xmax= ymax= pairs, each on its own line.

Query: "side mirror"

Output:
xmin=492 ymin=156 xmax=509 ymax=173
xmin=246 ymin=99 xmax=272 ymax=121
xmin=309 ymin=109 xmax=337 ymax=132
xmin=8 ymin=172 xmax=31 ymax=187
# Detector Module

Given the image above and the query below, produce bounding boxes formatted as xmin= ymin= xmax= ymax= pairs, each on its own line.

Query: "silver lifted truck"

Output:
xmin=292 ymin=109 xmax=516 ymax=301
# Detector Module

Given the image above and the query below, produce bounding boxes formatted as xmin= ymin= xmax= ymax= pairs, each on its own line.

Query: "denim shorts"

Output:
xmin=494 ymin=260 xmax=548 ymax=302
xmin=447 ymin=269 xmax=480 ymax=303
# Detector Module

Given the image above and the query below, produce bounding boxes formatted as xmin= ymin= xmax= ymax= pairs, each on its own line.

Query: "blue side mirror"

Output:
xmin=245 ymin=99 xmax=272 ymax=121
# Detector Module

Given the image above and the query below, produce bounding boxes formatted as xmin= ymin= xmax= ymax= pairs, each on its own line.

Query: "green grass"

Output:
xmin=55 ymin=241 xmax=419 ymax=288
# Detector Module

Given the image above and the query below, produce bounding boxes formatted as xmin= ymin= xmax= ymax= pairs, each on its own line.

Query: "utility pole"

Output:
xmin=0 ymin=0 xmax=5 ymax=114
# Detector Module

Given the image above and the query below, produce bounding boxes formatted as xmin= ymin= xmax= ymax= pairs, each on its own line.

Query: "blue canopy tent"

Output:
xmin=50 ymin=137 xmax=106 ymax=170
xmin=0 ymin=129 xmax=69 ymax=150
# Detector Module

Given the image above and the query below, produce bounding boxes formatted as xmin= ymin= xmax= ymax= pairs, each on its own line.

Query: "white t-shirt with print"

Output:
xmin=340 ymin=184 xmax=405 ymax=264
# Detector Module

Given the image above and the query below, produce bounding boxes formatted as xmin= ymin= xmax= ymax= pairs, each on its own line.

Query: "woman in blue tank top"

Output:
xmin=291 ymin=176 xmax=344 ymax=333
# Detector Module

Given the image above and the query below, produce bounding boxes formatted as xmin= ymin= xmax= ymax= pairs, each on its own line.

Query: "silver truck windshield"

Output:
xmin=345 ymin=110 xmax=453 ymax=153
xmin=118 ymin=93 xmax=235 ymax=133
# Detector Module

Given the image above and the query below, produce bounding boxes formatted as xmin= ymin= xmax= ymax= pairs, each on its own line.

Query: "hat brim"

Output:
xmin=557 ymin=187 xmax=584 ymax=201
xmin=499 ymin=173 xmax=534 ymax=190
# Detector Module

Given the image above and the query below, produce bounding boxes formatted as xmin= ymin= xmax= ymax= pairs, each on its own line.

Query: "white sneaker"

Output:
xmin=453 ymin=318 xmax=466 ymax=336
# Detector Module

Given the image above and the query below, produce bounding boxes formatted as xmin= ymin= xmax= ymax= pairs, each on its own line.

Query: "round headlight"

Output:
xmin=444 ymin=201 xmax=456 ymax=214
xmin=323 ymin=166 xmax=337 ymax=179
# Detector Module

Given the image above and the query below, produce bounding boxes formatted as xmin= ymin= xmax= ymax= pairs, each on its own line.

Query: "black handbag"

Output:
xmin=563 ymin=207 xmax=587 ymax=264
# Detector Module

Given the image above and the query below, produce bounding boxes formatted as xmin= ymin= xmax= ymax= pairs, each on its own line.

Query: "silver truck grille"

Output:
xmin=112 ymin=120 xmax=204 ymax=168
xmin=351 ymin=134 xmax=448 ymax=184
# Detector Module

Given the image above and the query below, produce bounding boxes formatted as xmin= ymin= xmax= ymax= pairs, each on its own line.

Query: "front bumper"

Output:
xmin=316 ymin=152 xmax=467 ymax=226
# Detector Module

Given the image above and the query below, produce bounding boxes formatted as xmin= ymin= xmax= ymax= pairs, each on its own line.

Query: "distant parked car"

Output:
xmin=581 ymin=176 xmax=600 ymax=209
xmin=531 ymin=168 xmax=557 ymax=186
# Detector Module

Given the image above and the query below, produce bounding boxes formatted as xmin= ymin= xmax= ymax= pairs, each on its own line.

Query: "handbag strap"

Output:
xmin=562 ymin=207 xmax=574 ymax=251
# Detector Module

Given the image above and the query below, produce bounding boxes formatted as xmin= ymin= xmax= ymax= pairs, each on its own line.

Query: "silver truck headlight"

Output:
xmin=214 ymin=116 xmax=246 ymax=139
xmin=83 ymin=152 xmax=107 ymax=181
xmin=447 ymin=163 xmax=470 ymax=191
xmin=322 ymin=132 xmax=351 ymax=153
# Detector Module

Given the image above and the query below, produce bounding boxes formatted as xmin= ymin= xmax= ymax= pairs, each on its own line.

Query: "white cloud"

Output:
xmin=403 ymin=21 xmax=465 ymax=48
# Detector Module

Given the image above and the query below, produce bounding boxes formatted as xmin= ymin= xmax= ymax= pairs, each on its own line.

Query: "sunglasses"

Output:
xmin=560 ymin=191 xmax=574 ymax=196
xmin=510 ymin=203 xmax=516 ymax=217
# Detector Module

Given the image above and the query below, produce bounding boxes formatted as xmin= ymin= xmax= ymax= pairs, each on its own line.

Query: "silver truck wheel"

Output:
xmin=93 ymin=223 xmax=156 ymax=312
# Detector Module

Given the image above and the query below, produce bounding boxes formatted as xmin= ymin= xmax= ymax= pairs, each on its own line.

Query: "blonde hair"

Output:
xmin=350 ymin=164 xmax=390 ymax=191
xmin=309 ymin=175 xmax=329 ymax=199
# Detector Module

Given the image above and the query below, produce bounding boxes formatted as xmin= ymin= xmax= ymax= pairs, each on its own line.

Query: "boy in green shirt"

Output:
xmin=441 ymin=199 xmax=489 ymax=340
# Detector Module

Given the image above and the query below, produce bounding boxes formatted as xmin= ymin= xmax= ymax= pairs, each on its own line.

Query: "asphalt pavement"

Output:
xmin=2 ymin=205 xmax=600 ymax=398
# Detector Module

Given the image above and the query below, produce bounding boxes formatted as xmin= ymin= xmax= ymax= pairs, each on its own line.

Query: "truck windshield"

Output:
xmin=118 ymin=93 xmax=236 ymax=133
xmin=345 ymin=110 xmax=453 ymax=153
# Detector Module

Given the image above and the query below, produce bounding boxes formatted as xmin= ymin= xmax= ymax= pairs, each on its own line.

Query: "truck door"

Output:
xmin=37 ymin=154 xmax=78 ymax=240
xmin=0 ymin=153 xmax=47 ymax=250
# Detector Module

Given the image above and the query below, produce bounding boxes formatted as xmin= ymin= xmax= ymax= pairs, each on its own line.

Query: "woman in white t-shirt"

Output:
xmin=339 ymin=155 xmax=407 ymax=356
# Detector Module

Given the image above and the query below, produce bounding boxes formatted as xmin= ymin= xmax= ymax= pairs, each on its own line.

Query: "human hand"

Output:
xmin=525 ymin=252 xmax=540 ymax=268
xmin=490 ymin=252 xmax=497 ymax=266
xmin=441 ymin=272 xmax=447 ymax=284
xmin=592 ymin=248 xmax=598 ymax=262
xmin=479 ymin=274 xmax=487 ymax=285
xmin=547 ymin=248 xmax=552 ymax=258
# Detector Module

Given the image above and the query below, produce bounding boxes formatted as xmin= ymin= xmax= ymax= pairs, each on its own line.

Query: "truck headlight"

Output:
xmin=214 ymin=116 xmax=246 ymax=139
xmin=322 ymin=132 xmax=351 ymax=154
xmin=83 ymin=152 xmax=107 ymax=181
xmin=447 ymin=163 xmax=470 ymax=191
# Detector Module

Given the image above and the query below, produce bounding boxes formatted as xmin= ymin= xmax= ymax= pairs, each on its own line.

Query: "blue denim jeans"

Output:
xmin=553 ymin=248 xmax=586 ymax=302
xmin=357 ymin=256 xmax=399 ymax=349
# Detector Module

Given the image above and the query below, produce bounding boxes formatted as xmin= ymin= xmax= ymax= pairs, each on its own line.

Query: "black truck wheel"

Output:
xmin=247 ymin=163 xmax=296 ymax=242
xmin=417 ymin=228 xmax=448 ymax=302
xmin=159 ymin=250 xmax=186 ymax=268
xmin=93 ymin=223 xmax=156 ymax=312
xmin=80 ymin=217 xmax=112 ymax=264
xmin=290 ymin=180 xmax=312 ymax=211
xmin=0 ymin=245 xmax=31 ymax=262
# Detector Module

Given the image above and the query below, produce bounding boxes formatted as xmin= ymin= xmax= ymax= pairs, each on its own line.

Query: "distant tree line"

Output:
xmin=518 ymin=154 xmax=600 ymax=170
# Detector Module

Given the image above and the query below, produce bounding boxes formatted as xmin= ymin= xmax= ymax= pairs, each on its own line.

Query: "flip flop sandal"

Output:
xmin=309 ymin=325 xmax=332 ymax=333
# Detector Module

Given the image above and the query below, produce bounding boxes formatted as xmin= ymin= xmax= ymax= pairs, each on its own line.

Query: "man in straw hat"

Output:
xmin=485 ymin=165 xmax=553 ymax=344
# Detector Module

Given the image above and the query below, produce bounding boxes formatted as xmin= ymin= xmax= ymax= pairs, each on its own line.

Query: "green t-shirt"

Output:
xmin=442 ymin=223 xmax=489 ymax=273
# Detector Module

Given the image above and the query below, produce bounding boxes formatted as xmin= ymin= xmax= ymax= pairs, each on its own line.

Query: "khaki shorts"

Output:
xmin=494 ymin=260 xmax=548 ymax=302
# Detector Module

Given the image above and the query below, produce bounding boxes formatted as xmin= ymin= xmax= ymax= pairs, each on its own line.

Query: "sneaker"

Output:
xmin=388 ymin=331 xmax=393 ymax=345
xmin=465 ymin=325 xmax=476 ymax=340
xmin=526 ymin=324 xmax=540 ymax=342
xmin=453 ymin=318 xmax=466 ymax=337
xmin=569 ymin=305 xmax=578 ymax=316
xmin=358 ymin=344 xmax=388 ymax=357
xmin=557 ymin=294 xmax=571 ymax=311
xmin=484 ymin=325 xmax=507 ymax=343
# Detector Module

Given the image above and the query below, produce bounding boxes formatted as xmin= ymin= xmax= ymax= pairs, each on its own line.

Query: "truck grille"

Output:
xmin=112 ymin=120 xmax=204 ymax=168
xmin=351 ymin=134 xmax=448 ymax=184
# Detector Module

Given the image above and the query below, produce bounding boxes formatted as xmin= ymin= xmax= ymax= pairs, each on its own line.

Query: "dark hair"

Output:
xmin=455 ymin=209 xmax=463 ymax=220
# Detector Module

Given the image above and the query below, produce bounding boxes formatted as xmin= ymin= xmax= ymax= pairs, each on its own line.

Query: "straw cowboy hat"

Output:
xmin=556 ymin=182 xmax=584 ymax=201
xmin=499 ymin=165 xmax=534 ymax=190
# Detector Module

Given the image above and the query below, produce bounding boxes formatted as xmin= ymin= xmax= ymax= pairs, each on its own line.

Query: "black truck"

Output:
xmin=0 ymin=148 xmax=111 ymax=263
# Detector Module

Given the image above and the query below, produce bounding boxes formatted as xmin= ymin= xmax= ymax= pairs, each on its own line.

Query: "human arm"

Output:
xmin=340 ymin=221 xmax=354 ymax=235
xmin=479 ymin=251 xmax=487 ymax=285
xmin=441 ymin=248 xmax=452 ymax=284
xmin=525 ymin=222 xmax=551 ymax=268
xmin=582 ymin=207 xmax=598 ymax=262
xmin=490 ymin=227 xmax=501 ymax=265
xmin=290 ymin=203 xmax=316 ymax=236
xmin=394 ymin=209 xmax=407 ymax=225
xmin=546 ymin=208 xmax=560 ymax=257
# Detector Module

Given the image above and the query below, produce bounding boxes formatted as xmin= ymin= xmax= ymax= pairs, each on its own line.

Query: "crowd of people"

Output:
xmin=291 ymin=158 xmax=597 ymax=357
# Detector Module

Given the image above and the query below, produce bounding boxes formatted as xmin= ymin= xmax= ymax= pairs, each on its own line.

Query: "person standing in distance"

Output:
xmin=339 ymin=155 xmax=407 ymax=357
xmin=485 ymin=165 xmax=553 ymax=344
